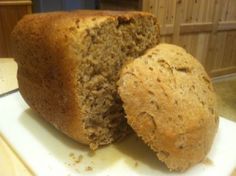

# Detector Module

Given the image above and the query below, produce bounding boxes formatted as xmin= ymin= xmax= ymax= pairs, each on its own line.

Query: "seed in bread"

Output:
xmin=117 ymin=43 xmax=219 ymax=171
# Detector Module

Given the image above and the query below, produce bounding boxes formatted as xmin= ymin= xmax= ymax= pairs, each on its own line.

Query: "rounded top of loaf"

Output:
xmin=13 ymin=10 xmax=155 ymax=31
xmin=118 ymin=43 xmax=219 ymax=171
xmin=11 ymin=10 xmax=158 ymax=64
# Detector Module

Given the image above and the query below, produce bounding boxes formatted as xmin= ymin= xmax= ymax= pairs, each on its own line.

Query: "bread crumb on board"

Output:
xmin=69 ymin=153 xmax=74 ymax=157
xmin=68 ymin=153 xmax=83 ymax=165
xmin=202 ymin=157 xmax=213 ymax=165
xmin=134 ymin=161 xmax=138 ymax=168
xmin=85 ymin=166 xmax=93 ymax=171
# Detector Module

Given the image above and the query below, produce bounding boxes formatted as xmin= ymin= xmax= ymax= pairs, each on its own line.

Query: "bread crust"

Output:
xmin=118 ymin=44 xmax=219 ymax=171
xmin=11 ymin=10 xmax=158 ymax=146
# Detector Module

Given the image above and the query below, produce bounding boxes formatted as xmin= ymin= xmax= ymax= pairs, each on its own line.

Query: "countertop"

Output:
xmin=0 ymin=58 xmax=32 ymax=176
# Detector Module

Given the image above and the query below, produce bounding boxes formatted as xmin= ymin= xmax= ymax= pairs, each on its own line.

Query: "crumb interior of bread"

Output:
xmin=75 ymin=15 xmax=159 ymax=148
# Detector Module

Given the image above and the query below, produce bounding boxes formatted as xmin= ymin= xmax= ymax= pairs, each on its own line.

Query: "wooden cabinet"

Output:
xmin=100 ymin=0 xmax=236 ymax=77
xmin=0 ymin=0 xmax=32 ymax=57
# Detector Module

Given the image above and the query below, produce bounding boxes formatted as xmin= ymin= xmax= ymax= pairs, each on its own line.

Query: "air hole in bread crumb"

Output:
xmin=69 ymin=27 xmax=76 ymax=32
xmin=200 ymin=101 xmax=205 ymax=106
xmin=177 ymin=115 xmax=183 ymax=120
xmin=91 ymin=35 xmax=96 ymax=43
xmin=175 ymin=67 xmax=190 ymax=73
xmin=202 ymin=75 xmax=210 ymax=84
xmin=133 ymin=81 xmax=138 ymax=87
xmin=148 ymin=90 xmax=155 ymax=96
xmin=208 ymin=107 xmax=214 ymax=114
xmin=157 ymin=60 xmax=173 ymax=74
xmin=117 ymin=16 xmax=133 ymax=28
xmin=176 ymin=52 xmax=183 ymax=56
xmin=144 ymin=60 xmax=149 ymax=65
xmin=150 ymin=100 xmax=160 ymax=110
xmin=149 ymin=67 xmax=154 ymax=71
xmin=64 ymin=34 xmax=68 ymax=40
xmin=75 ymin=19 xmax=80 ymax=28
xmin=156 ymin=78 xmax=161 ymax=82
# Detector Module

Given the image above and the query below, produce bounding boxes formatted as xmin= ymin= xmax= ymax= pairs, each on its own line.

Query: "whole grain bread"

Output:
xmin=117 ymin=44 xmax=219 ymax=171
xmin=11 ymin=10 xmax=160 ymax=149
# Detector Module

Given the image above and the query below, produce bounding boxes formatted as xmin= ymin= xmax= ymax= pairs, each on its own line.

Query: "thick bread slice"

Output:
xmin=11 ymin=10 xmax=160 ymax=149
xmin=117 ymin=44 xmax=219 ymax=171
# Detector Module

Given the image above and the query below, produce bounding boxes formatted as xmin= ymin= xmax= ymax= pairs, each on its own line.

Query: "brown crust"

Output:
xmin=11 ymin=10 xmax=158 ymax=146
xmin=118 ymin=44 xmax=219 ymax=171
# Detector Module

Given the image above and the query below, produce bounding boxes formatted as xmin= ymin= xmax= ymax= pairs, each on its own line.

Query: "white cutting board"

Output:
xmin=0 ymin=92 xmax=236 ymax=176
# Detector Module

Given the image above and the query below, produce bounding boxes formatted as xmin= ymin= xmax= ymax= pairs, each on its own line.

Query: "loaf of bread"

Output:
xmin=11 ymin=10 xmax=160 ymax=149
xmin=117 ymin=44 xmax=219 ymax=171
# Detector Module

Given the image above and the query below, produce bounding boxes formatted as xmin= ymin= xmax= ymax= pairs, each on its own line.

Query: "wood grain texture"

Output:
xmin=160 ymin=21 xmax=236 ymax=35
xmin=0 ymin=1 xmax=31 ymax=5
xmin=141 ymin=0 xmax=236 ymax=77
xmin=100 ymin=0 xmax=141 ymax=10
xmin=0 ymin=0 xmax=31 ymax=57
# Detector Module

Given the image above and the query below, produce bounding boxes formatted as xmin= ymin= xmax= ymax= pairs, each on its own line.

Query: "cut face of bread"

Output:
xmin=118 ymin=44 xmax=219 ymax=171
xmin=11 ymin=10 xmax=160 ymax=149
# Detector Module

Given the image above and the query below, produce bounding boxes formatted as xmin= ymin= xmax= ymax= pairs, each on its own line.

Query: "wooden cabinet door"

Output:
xmin=0 ymin=0 xmax=32 ymax=57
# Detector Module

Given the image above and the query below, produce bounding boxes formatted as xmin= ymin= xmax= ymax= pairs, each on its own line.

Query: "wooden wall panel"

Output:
xmin=142 ymin=0 xmax=236 ymax=77
xmin=100 ymin=0 xmax=141 ymax=11
xmin=0 ymin=0 xmax=32 ymax=57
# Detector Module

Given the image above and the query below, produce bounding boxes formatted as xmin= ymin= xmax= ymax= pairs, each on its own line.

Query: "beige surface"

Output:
xmin=0 ymin=135 xmax=32 ymax=176
xmin=0 ymin=58 xmax=31 ymax=176
xmin=0 ymin=58 xmax=18 ymax=94
xmin=213 ymin=74 xmax=236 ymax=122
